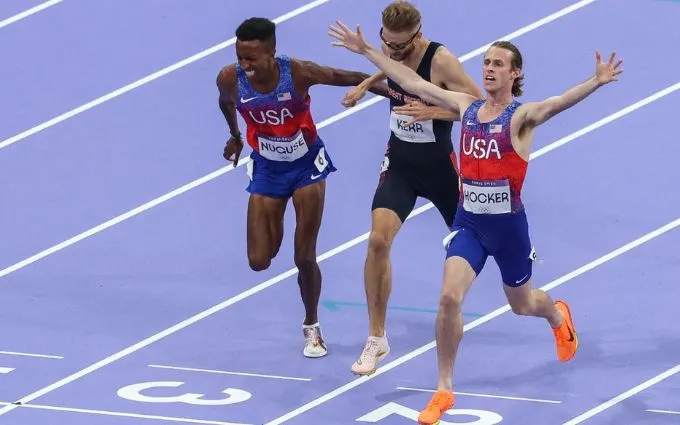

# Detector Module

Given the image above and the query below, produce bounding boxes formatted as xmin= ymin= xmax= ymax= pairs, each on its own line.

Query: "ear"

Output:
xmin=512 ymin=67 xmax=521 ymax=79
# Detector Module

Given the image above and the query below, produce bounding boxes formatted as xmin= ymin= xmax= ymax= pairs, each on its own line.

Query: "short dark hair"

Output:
xmin=490 ymin=40 xmax=524 ymax=97
xmin=235 ymin=17 xmax=276 ymax=47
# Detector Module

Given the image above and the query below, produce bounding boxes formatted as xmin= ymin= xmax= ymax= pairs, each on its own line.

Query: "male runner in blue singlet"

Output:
xmin=329 ymin=20 xmax=622 ymax=424
xmin=216 ymin=17 xmax=390 ymax=358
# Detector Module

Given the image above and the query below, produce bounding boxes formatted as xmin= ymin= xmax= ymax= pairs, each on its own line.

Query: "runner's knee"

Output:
xmin=367 ymin=230 xmax=392 ymax=257
xmin=294 ymin=252 xmax=317 ymax=274
xmin=439 ymin=289 xmax=464 ymax=314
xmin=248 ymin=254 xmax=271 ymax=272
xmin=509 ymin=295 xmax=534 ymax=316
xmin=440 ymin=272 xmax=469 ymax=313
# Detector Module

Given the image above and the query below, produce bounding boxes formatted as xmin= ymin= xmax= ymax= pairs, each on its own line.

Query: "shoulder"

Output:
xmin=463 ymin=98 xmax=482 ymax=113
xmin=289 ymin=57 xmax=322 ymax=73
xmin=431 ymin=45 xmax=460 ymax=70
xmin=289 ymin=57 xmax=333 ymax=83
xmin=430 ymin=45 xmax=470 ymax=86
xmin=511 ymin=101 xmax=534 ymax=129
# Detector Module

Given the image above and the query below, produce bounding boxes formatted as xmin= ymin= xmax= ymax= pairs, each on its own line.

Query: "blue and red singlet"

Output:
xmin=235 ymin=55 xmax=335 ymax=198
xmin=444 ymin=99 xmax=537 ymax=287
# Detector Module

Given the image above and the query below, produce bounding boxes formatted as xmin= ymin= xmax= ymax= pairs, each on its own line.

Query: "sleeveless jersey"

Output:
xmin=387 ymin=42 xmax=454 ymax=166
xmin=235 ymin=55 xmax=318 ymax=163
xmin=458 ymin=99 xmax=527 ymax=214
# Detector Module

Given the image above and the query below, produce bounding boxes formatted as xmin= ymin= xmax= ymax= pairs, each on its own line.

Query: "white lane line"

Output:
xmin=0 ymin=0 xmax=331 ymax=151
xmin=561 ymin=364 xmax=680 ymax=424
xmin=0 ymin=401 xmax=251 ymax=425
xmin=0 ymin=350 xmax=63 ymax=359
xmin=397 ymin=386 xmax=561 ymax=404
xmin=264 ymin=218 xmax=680 ymax=424
xmin=148 ymin=364 xmax=312 ymax=382
xmin=0 ymin=0 xmax=62 ymax=30
xmin=0 ymin=368 xmax=15 ymax=374
xmin=0 ymin=0 xmax=615 ymax=281
xmin=647 ymin=409 xmax=680 ymax=416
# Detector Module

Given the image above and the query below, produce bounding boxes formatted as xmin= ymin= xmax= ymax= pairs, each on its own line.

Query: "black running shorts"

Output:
xmin=371 ymin=152 xmax=460 ymax=228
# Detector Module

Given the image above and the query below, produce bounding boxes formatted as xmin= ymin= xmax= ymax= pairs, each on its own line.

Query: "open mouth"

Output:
xmin=485 ymin=75 xmax=496 ymax=81
xmin=245 ymin=70 xmax=255 ymax=77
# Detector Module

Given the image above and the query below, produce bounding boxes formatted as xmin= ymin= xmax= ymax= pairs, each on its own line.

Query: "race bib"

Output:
xmin=389 ymin=111 xmax=436 ymax=143
xmin=462 ymin=178 xmax=512 ymax=214
xmin=257 ymin=131 xmax=308 ymax=161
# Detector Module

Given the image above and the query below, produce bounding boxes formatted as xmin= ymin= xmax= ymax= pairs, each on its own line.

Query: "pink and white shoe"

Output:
xmin=351 ymin=334 xmax=390 ymax=375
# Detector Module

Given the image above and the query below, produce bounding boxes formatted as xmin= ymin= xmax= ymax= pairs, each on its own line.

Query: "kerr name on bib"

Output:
xmin=462 ymin=179 xmax=511 ymax=214
xmin=390 ymin=111 xmax=435 ymax=143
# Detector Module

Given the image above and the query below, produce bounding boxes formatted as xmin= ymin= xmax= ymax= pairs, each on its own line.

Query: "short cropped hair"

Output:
xmin=382 ymin=1 xmax=421 ymax=33
xmin=235 ymin=17 xmax=276 ymax=48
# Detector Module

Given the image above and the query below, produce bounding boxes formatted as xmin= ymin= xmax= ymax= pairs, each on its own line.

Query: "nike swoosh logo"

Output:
xmin=515 ymin=274 xmax=529 ymax=284
xmin=311 ymin=173 xmax=322 ymax=180
xmin=241 ymin=96 xmax=257 ymax=103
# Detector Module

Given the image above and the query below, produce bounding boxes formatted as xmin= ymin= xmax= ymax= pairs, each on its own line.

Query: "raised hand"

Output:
xmin=328 ymin=20 xmax=369 ymax=54
xmin=595 ymin=50 xmax=623 ymax=85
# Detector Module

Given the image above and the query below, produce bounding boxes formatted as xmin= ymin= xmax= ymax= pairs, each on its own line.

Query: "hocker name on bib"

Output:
xmin=257 ymin=131 xmax=308 ymax=161
xmin=462 ymin=178 xmax=511 ymax=214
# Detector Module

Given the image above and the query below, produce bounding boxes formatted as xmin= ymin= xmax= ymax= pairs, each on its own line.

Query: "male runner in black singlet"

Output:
xmin=345 ymin=1 xmax=483 ymax=375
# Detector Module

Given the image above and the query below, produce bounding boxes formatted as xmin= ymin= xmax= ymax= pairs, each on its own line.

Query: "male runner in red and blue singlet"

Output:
xmin=216 ymin=17 xmax=389 ymax=359
xmin=329 ymin=22 xmax=623 ymax=424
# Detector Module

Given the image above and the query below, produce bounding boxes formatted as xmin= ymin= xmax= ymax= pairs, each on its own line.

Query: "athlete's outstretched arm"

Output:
xmin=522 ymin=51 xmax=623 ymax=127
xmin=328 ymin=21 xmax=474 ymax=114
xmin=216 ymin=65 xmax=244 ymax=165
xmin=434 ymin=48 xmax=483 ymax=99
xmin=294 ymin=59 xmax=390 ymax=98
xmin=392 ymin=102 xmax=460 ymax=125
xmin=342 ymin=70 xmax=387 ymax=107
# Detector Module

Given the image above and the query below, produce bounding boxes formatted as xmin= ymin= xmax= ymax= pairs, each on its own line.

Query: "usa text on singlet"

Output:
xmin=458 ymin=99 xmax=528 ymax=215
xmin=235 ymin=55 xmax=319 ymax=163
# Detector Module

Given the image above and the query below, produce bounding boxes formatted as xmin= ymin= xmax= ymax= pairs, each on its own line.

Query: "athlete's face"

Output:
xmin=235 ymin=39 xmax=276 ymax=80
xmin=379 ymin=26 xmax=421 ymax=62
xmin=482 ymin=47 xmax=520 ymax=95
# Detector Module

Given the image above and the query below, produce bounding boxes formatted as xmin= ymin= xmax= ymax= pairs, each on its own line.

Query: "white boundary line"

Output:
xmin=0 ymin=0 xmax=62 ymax=30
xmin=148 ymin=364 xmax=312 ymax=382
xmin=0 ymin=0 xmax=603 ymax=280
xmin=647 ymin=409 xmax=680 ymax=416
xmin=561 ymin=364 xmax=680 ymax=424
xmin=2 ymin=78 xmax=676 ymax=418
xmin=0 ymin=0 xmax=331 ymax=151
xmin=265 ymin=217 xmax=680 ymax=424
xmin=0 ymin=350 xmax=63 ymax=359
xmin=397 ymin=386 xmax=561 ymax=404
xmin=0 ymin=401 xmax=250 ymax=425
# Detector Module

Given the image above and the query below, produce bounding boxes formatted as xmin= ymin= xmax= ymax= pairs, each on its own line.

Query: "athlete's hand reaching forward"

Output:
xmin=328 ymin=20 xmax=370 ymax=54
xmin=594 ymin=50 xmax=623 ymax=85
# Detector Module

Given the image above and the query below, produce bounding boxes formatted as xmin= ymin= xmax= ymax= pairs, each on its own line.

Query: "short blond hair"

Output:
xmin=382 ymin=1 xmax=421 ymax=32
